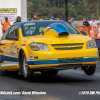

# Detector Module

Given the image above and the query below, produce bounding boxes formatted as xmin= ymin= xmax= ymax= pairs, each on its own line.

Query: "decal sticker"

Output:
xmin=17 ymin=48 xmax=19 ymax=54
xmin=12 ymin=45 xmax=14 ymax=48
xmin=23 ymin=40 xmax=27 ymax=43
xmin=24 ymin=23 xmax=35 ymax=26
xmin=14 ymin=50 xmax=16 ymax=55
xmin=7 ymin=44 xmax=10 ymax=52
xmin=21 ymin=44 xmax=26 ymax=47
xmin=11 ymin=52 xmax=14 ymax=55
xmin=14 ymin=45 xmax=17 ymax=49
xmin=29 ymin=55 xmax=34 ymax=59
xmin=24 ymin=24 xmax=27 ymax=26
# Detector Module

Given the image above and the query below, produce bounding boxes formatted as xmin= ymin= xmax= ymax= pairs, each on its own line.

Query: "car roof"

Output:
xmin=14 ymin=20 xmax=65 ymax=24
xmin=22 ymin=20 xmax=66 ymax=24
xmin=13 ymin=20 xmax=69 ymax=28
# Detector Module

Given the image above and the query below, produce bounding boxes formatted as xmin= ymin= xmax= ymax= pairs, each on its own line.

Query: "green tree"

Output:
xmin=27 ymin=0 xmax=100 ymax=19
xmin=27 ymin=1 xmax=33 ymax=18
xmin=76 ymin=0 xmax=86 ymax=18
xmin=62 ymin=3 xmax=77 ymax=18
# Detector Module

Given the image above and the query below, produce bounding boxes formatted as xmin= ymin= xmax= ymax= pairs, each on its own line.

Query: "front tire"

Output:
xmin=83 ymin=65 xmax=96 ymax=75
xmin=22 ymin=53 xmax=34 ymax=79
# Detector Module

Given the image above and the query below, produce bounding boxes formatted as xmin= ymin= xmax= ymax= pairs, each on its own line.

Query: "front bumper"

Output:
xmin=98 ymin=50 xmax=100 ymax=58
xmin=27 ymin=56 xmax=99 ymax=69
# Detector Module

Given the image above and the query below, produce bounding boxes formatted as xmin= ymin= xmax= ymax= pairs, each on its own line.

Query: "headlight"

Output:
xmin=30 ymin=42 xmax=49 ymax=51
xmin=87 ymin=39 xmax=97 ymax=49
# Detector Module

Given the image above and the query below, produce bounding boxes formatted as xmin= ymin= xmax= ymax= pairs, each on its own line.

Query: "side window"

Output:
xmin=8 ymin=25 xmax=18 ymax=37
xmin=2 ymin=29 xmax=9 ymax=39
xmin=2 ymin=25 xmax=19 ymax=40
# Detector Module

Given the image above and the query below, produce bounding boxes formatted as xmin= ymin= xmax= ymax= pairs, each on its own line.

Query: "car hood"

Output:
xmin=22 ymin=34 xmax=92 ymax=44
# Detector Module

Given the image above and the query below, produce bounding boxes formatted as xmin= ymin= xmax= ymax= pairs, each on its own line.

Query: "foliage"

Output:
xmin=27 ymin=0 xmax=100 ymax=18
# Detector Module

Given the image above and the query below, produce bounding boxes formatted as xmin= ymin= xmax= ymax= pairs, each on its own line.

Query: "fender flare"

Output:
xmin=18 ymin=47 xmax=29 ymax=60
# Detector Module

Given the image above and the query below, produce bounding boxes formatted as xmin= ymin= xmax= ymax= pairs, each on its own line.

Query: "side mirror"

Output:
xmin=80 ymin=31 xmax=87 ymax=36
xmin=6 ymin=34 xmax=18 ymax=40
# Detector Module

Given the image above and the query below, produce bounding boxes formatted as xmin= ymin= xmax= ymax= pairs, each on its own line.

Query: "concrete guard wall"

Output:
xmin=0 ymin=0 xmax=27 ymax=38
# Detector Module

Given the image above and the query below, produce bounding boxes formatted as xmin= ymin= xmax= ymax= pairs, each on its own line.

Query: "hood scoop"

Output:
xmin=59 ymin=32 xmax=69 ymax=37
xmin=43 ymin=23 xmax=69 ymax=37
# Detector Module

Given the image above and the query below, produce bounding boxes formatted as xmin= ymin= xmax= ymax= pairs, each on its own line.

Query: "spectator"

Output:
xmin=50 ymin=17 xmax=53 ymax=20
xmin=14 ymin=16 xmax=21 ymax=24
xmin=70 ymin=18 xmax=77 ymax=28
xmin=57 ymin=17 xmax=59 ymax=20
xmin=17 ymin=16 xmax=21 ymax=22
xmin=83 ymin=18 xmax=90 ymax=26
xmin=1 ymin=17 xmax=11 ymax=33
xmin=67 ymin=18 xmax=71 ymax=24
xmin=33 ymin=13 xmax=42 ymax=21
xmin=89 ymin=17 xmax=100 ymax=26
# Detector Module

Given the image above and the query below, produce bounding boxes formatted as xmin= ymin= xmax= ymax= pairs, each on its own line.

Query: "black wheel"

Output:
xmin=10 ymin=71 xmax=19 ymax=76
xmin=22 ymin=53 xmax=34 ymax=79
xmin=41 ymin=70 xmax=58 ymax=75
xmin=83 ymin=65 xmax=96 ymax=75
xmin=0 ymin=70 xmax=10 ymax=76
xmin=0 ymin=70 xmax=18 ymax=76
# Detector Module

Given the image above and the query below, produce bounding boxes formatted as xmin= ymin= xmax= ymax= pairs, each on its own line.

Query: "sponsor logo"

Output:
xmin=11 ymin=52 xmax=14 ymax=55
xmin=29 ymin=55 xmax=34 ymax=59
xmin=17 ymin=48 xmax=19 ymax=54
xmin=23 ymin=41 xmax=27 ymax=43
xmin=24 ymin=23 xmax=35 ymax=26
xmin=21 ymin=44 xmax=26 ymax=47
xmin=14 ymin=45 xmax=17 ymax=49
xmin=14 ymin=50 xmax=16 ymax=55
xmin=67 ymin=46 xmax=71 ymax=48
xmin=12 ymin=45 xmax=14 ymax=48
xmin=0 ymin=8 xmax=17 ymax=13
xmin=7 ymin=44 xmax=10 ymax=52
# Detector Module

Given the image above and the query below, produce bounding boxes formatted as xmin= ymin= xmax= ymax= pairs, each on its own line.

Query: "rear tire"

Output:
xmin=0 ymin=70 xmax=10 ymax=76
xmin=22 ymin=53 xmax=34 ymax=79
xmin=0 ymin=70 xmax=18 ymax=76
xmin=83 ymin=65 xmax=96 ymax=75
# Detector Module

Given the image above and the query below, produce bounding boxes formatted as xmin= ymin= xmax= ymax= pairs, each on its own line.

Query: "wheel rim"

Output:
xmin=86 ymin=66 xmax=89 ymax=70
xmin=23 ymin=56 xmax=28 ymax=77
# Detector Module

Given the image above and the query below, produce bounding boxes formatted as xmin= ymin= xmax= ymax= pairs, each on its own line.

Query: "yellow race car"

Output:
xmin=0 ymin=20 xmax=99 ymax=79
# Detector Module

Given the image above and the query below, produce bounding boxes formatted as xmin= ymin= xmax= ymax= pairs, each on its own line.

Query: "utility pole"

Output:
xmin=50 ymin=0 xmax=68 ymax=21
xmin=65 ymin=0 xmax=68 ymax=21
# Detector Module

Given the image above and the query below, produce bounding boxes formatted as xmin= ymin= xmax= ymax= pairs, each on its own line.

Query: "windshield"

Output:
xmin=22 ymin=21 xmax=80 ymax=37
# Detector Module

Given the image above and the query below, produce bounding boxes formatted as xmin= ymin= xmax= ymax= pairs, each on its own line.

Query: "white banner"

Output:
xmin=0 ymin=13 xmax=17 ymax=22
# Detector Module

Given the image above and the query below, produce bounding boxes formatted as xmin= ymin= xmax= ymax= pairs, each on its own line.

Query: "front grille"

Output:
xmin=58 ymin=58 xmax=83 ymax=63
xmin=54 ymin=46 xmax=83 ymax=50
xmin=51 ymin=43 xmax=84 ymax=50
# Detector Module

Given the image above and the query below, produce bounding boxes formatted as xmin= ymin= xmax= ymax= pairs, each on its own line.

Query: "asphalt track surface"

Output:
xmin=0 ymin=61 xmax=100 ymax=100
